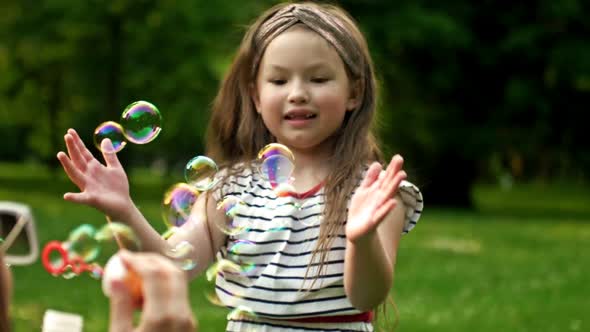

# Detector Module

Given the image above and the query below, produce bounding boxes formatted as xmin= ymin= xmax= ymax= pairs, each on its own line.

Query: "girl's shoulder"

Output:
xmin=212 ymin=161 xmax=262 ymax=199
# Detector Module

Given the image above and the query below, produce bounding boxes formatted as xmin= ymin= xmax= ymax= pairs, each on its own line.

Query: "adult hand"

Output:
xmin=108 ymin=251 xmax=197 ymax=332
xmin=346 ymin=155 xmax=407 ymax=243
xmin=57 ymin=129 xmax=133 ymax=220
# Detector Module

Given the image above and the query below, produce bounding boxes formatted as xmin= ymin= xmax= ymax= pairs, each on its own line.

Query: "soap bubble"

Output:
xmin=93 ymin=121 xmax=127 ymax=153
xmin=216 ymin=196 xmax=245 ymax=218
xmin=167 ymin=241 xmax=197 ymax=271
xmin=257 ymin=143 xmax=294 ymax=162
xmin=42 ymin=222 xmax=141 ymax=280
xmin=120 ymin=101 xmax=162 ymax=144
xmin=184 ymin=156 xmax=219 ymax=191
xmin=260 ymin=154 xmax=294 ymax=186
xmin=162 ymin=183 xmax=200 ymax=228
xmin=215 ymin=197 xmax=248 ymax=236
xmin=66 ymin=224 xmax=100 ymax=262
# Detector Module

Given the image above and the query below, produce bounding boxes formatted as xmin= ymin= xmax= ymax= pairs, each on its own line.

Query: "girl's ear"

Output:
xmin=346 ymin=80 xmax=362 ymax=112
xmin=250 ymin=83 xmax=261 ymax=113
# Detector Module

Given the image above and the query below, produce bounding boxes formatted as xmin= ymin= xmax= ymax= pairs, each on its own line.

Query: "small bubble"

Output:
xmin=184 ymin=156 xmax=219 ymax=191
xmin=93 ymin=121 xmax=127 ymax=153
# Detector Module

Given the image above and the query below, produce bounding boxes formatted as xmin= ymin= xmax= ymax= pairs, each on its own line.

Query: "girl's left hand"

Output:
xmin=346 ymin=155 xmax=406 ymax=243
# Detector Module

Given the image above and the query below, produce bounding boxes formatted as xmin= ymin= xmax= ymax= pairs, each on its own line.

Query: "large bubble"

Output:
xmin=120 ymin=101 xmax=162 ymax=144
xmin=257 ymin=143 xmax=296 ymax=196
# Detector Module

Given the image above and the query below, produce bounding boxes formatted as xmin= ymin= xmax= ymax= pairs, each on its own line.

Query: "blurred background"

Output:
xmin=0 ymin=0 xmax=588 ymax=331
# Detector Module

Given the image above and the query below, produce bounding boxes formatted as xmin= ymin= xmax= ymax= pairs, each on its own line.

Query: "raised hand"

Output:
xmin=57 ymin=128 xmax=133 ymax=220
xmin=346 ymin=155 xmax=407 ymax=243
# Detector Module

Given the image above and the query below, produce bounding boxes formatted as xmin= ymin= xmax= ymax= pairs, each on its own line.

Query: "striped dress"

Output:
xmin=211 ymin=166 xmax=423 ymax=332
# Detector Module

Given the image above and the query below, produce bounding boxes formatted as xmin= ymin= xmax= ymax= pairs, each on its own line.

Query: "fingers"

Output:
xmin=381 ymin=155 xmax=407 ymax=194
xmin=118 ymin=251 xmax=196 ymax=332
xmin=381 ymin=155 xmax=404 ymax=186
xmin=118 ymin=251 xmax=187 ymax=309
xmin=373 ymin=198 xmax=397 ymax=225
xmin=64 ymin=133 xmax=88 ymax=172
xmin=57 ymin=151 xmax=86 ymax=188
xmin=359 ymin=162 xmax=382 ymax=188
xmin=68 ymin=129 xmax=95 ymax=163
xmin=108 ymin=279 xmax=135 ymax=332
xmin=101 ymin=139 xmax=123 ymax=169
xmin=63 ymin=192 xmax=90 ymax=205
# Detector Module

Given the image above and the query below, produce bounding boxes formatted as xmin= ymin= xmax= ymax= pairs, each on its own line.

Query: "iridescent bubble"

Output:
xmin=120 ymin=101 xmax=162 ymax=144
xmin=216 ymin=196 xmax=245 ymax=218
xmin=161 ymin=227 xmax=178 ymax=240
xmin=227 ymin=305 xmax=257 ymax=320
xmin=67 ymin=224 xmax=100 ymax=262
xmin=95 ymin=222 xmax=141 ymax=262
xmin=214 ymin=199 xmax=248 ymax=236
xmin=205 ymin=259 xmax=243 ymax=282
xmin=227 ymin=240 xmax=254 ymax=256
xmin=257 ymin=143 xmax=294 ymax=162
xmin=93 ymin=121 xmax=127 ymax=153
xmin=62 ymin=267 xmax=77 ymax=280
xmin=167 ymin=241 xmax=197 ymax=271
xmin=260 ymin=154 xmax=294 ymax=186
xmin=89 ymin=264 xmax=103 ymax=279
xmin=184 ymin=156 xmax=219 ymax=191
xmin=162 ymin=183 xmax=200 ymax=228
xmin=228 ymin=240 xmax=257 ymax=274
xmin=204 ymin=291 xmax=225 ymax=307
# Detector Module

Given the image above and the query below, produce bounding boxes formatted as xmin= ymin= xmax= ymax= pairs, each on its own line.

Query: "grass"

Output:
xmin=1 ymin=162 xmax=588 ymax=332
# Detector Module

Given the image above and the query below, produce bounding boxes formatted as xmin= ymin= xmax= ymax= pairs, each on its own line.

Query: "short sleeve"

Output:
xmin=211 ymin=168 xmax=231 ymax=202
xmin=398 ymin=180 xmax=423 ymax=234
xmin=210 ymin=164 xmax=253 ymax=202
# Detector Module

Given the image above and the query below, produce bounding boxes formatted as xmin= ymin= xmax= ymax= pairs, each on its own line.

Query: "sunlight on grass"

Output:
xmin=422 ymin=236 xmax=481 ymax=254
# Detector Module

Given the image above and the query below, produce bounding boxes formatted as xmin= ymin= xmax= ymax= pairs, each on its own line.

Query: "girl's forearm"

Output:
xmin=113 ymin=200 xmax=171 ymax=254
xmin=344 ymin=232 xmax=392 ymax=311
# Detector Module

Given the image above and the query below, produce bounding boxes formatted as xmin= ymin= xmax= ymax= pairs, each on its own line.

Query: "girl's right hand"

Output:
xmin=57 ymin=128 xmax=133 ymax=221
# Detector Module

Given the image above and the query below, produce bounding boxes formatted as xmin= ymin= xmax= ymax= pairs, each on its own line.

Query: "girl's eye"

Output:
xmin=311 ymin=77 xmax=329 ymax=83
xmin=270 ymin=79 xmax=287 ymax=85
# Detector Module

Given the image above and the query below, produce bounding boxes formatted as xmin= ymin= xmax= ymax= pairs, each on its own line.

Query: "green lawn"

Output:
xmin=1 ymin=162 xmax=588 ymax=332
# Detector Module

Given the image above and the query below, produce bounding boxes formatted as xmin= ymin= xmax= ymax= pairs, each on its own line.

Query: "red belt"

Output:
xmin=280 ymin=311 xmax=373 ymax=323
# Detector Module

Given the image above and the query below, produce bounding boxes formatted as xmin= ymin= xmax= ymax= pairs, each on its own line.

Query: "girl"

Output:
xmin=57 ymin=2 xmax=423 ymax=331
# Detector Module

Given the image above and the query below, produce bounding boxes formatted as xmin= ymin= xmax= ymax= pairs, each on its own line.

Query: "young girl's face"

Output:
xmin=252 ymin=26 xmax=358 ymax=154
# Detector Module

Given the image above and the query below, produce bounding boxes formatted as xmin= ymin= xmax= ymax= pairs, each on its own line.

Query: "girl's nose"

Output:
xmin=288 ymin=81 xmax=309 ymax=104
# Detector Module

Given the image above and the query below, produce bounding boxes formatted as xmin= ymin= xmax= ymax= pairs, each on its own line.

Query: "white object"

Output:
xmin=0 ymin=201 xmax=39 ymax=265
xmin=41 ymin=309 xmax=83 ymax=332
xmin=102 ymin=253 xmax=127 ymax=297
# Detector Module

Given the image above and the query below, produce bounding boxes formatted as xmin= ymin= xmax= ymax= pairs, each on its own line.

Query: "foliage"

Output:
xmin=1 ymin=0 xmax=588 ymax=205
xmin=341 ymin=0 xmax=590 ymax=205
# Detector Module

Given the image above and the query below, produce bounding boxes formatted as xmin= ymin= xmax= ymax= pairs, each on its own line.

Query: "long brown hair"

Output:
xmin=206 ymin=0 xmax=389 ymax=318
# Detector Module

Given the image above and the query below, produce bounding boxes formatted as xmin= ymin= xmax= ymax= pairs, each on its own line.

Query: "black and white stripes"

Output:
xmin=210 ymin=166 xmax=423 ymax=331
